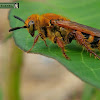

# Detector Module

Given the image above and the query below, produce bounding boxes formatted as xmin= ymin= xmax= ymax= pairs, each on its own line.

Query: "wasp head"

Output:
xmin=9 ymin=15 xmax=36 ymax=37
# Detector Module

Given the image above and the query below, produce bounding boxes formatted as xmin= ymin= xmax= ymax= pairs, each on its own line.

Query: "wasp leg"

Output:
xmin=27 ymin=34 xmax=40 ymax=53
xmin=75 ymin=31 xmax=100 ymax=59
xmin=43 ymin=39 xmax=48 ymax=47
xmin=56 ymin=37 xmax=70 ymax=60
xmin=39 ymin=33 xmax=48 ymax=47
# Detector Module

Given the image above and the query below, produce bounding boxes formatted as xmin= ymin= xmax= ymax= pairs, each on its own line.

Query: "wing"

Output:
xmin=53 ymin=20 xmax=100 ymax=37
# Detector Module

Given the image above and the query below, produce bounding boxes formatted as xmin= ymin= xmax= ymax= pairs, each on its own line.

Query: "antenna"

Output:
xmin=9 ymin=26 xmax=27 ymax=32
xmin=14 ymin=15 xmax=25 ymax=23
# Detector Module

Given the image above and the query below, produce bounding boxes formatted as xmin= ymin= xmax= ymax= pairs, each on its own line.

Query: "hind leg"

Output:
xmin=74 ymin=31 xmax=100 ymax=59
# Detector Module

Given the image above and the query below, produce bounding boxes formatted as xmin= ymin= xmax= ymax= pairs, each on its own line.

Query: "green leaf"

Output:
xmin=9 ymin=0 xmax=100 ymax=88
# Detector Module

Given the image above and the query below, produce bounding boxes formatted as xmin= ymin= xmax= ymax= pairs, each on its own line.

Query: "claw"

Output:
xmin=65 ymin=55 xmax=70 ymax=60
xmin=43 ymin=39 xmax=48 ymax=47
xmin=27 ymin=47 xmax=34 ymax=53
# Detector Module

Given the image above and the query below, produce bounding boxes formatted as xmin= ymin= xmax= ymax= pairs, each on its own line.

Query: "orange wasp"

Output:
xmin=9 ymin=13 xmax=100 ymax=60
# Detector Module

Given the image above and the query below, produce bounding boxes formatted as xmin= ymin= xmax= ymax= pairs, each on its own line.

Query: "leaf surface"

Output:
xmin=9 ymin=0 xmax=100 ymax=88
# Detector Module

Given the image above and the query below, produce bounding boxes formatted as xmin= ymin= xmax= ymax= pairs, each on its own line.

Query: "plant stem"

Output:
xmin=4 ymin=42 xmax=23 ymax=100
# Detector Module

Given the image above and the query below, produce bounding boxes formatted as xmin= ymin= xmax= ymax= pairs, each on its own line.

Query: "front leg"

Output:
xmin=74 ymin=31 xmax=100 ymax=59
xmin=27 ymin=34 xmax=40 ymax=53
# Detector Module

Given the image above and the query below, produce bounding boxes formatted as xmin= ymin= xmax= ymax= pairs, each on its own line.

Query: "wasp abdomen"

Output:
xmin=90 ymin=36 xmax=100 ymax=48
xmin=82 ymin=32 xmax=90 ymax=39
xmin=82 ymin=32 xmax=100 ymax=48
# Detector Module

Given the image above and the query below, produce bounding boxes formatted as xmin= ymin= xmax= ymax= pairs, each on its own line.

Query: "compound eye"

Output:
xmin=28 ymin=20 xmax=34 ymax=28
xmin=30 ymin=20 xmax=34 ymax=24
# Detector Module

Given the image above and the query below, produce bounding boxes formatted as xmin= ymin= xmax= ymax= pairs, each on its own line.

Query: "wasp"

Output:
xmin=9 ymin=13 xmax=100 ymax=60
